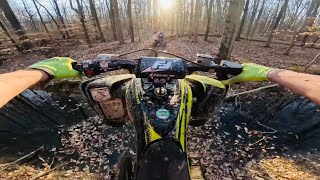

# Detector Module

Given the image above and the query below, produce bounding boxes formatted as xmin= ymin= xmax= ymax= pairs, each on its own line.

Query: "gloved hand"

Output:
xmin=222 ymin=63 xmax=276 ymax=85
xmin=28 ymin=57 xmax=81 ymax=80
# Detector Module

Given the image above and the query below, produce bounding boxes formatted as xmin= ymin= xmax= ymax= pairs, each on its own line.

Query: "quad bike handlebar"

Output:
xmin=71 ymin=49 xmax=243 ymax=80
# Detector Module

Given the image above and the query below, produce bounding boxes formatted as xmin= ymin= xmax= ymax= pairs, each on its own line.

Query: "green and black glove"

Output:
xmin=222 ymin=63 xmax=276 ymax=85
xmin=28 ymin=57 xmax=81 ymax=80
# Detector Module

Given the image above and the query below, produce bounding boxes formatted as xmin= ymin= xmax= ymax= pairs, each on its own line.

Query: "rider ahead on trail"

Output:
xmin=0 ymin=57 xmax=320 ymax=108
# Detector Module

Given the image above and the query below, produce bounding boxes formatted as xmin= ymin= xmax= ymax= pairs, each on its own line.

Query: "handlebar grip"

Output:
xmin=222 ymin=60 xmax=243 ymax=76
xmin=71 ymin=62 xmax=83 ymax=72
xmin=71 ymin=60 xmax=105 ymax=77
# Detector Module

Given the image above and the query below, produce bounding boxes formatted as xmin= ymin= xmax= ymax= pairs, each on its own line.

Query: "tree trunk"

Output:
xmin=311 ymin=36 xmax=319 ymax=47
xmin=250 ymin=0 xmax=267 ymax=39
xmin=89 ymin=0 xmax=105 ymax=42
xmin=153 ymin=0 xmax=158 ymax=31
xmin=106 ymin=0 xmax=118 ymax=40
xmin=147 ymin=0 xmax=151 ymax=27
xmin=299 ymin=0 xmax=320 ymax=47
xmin=111 ymin=0 xmax=125 ymax=44
xmin=0 ymin=19 xmax=22 ymax=52
xmin=177 ymin=0 xmax=183 ymax=37
xmin=286 ymin=1 xmax=305 ymax=31
xmin=218 ymin=0 xmax=245 ymax=61
xmin=235 ymin=0 xmax=249 ymax=41
xmin=264 ymin=0 xmax=280 ymax=34
xmin=204 ymin=0 xmax=214 ymax=42
xmin=183 ymin=0 xmax=187 ymax=32
xmin=22 ymin=0 xmax=38 ymax=32
xmin=35 ymin=0 xmax=65 ymax=39
xmin=32 ymin=0 xmax=51 ymax=39
xmin=52 ymin=0 xmax=70 ymax=38
xmin=264 ymin=0 xmax=289 ymax=48
xmin=192 ymin=0 xmax=201 ymax=42
xmin=260 ymin=8 xmax=273 ymax=34
xmin=70 ymin=0 xmax=91 ymax=46
xmin=127 ymin=0 xmax=134 ymax=42
xmin=204 ymin=0 xmax=209 ymax=22
xmin=245 ymin=0 xmax=259 ymax=39
xmin=0 ymin=0 xmax=28 ymax=39
xmin=188 ymin=0 xmax=194 ymax=37
xmin=134 ymin=0 xmax=141 ymax=42
xmin=284 ymin=29 xmax=299 ymax=55
xmin=215 ymin=0 xmax=222 ymax=32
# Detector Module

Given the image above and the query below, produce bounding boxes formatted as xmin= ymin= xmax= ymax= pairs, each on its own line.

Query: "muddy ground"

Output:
xmin=0 ymin=35 xmax=320 ymax=179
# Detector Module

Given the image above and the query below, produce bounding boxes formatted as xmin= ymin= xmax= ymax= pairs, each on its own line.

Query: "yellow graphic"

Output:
xmin=185 ymin=74 xmax=225 ymax=89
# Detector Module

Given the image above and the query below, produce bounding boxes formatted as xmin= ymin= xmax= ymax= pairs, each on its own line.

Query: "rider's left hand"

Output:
xmin=28 ymin=57 xmax=81 ymax=80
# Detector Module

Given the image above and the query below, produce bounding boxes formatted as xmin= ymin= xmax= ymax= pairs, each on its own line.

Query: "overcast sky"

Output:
xmin=8 ymin=0 xmax=69 ymax=15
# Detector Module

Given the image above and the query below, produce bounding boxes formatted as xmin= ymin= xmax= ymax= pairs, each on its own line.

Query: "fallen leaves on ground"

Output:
xmin=249 ymin=156 xmax=319 ymax=180
xmin=0 ymin=165 xmax=98 ymax=180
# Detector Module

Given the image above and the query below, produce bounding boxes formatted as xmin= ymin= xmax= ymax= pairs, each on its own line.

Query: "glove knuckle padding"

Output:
xmin=28 ymin=57 xmax=80 ymax=80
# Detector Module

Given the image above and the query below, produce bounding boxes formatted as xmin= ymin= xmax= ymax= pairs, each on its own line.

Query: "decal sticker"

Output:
xmin=152 ymin=61 xmax=173 ymax=70
xmin=156 ymin=108 xmax=170 ymax=120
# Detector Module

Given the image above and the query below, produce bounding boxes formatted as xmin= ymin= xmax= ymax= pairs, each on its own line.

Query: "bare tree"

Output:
xmin=70 ymin=0 xmax=91 ymax=45
xmin=106 ymin=0 xmax=118 ymax=40
xmin=127 ymin=0 xmax=134 ymax=42
xmin=259 ymin=7 xmax=273 ymax=34
xmin=245 ymin=0 xmax=259 ymax=39
xmin=31 ymin=0 xmax=51 ymax=39
xmin=134 ymin=0 xmax=141 ymax=42
xmin=153 ymin=0 xmax=158 ymax=31
xmin=284 ymin=28 xmax=300 ymax=55
xmin=192 ymin=0 xmax=201 ymax=42
xmin=204 ymin=0 xmax=214 ymax=41
xmin=52 ymin=0 xmax=70 ymax=38
xmin=111 ymin=0 xmax=125 ymax=44
xmin=286 ymin=0 xmax=307 ymax=31
xmin=21 ymin=0 xmax=38 ymax=32
xmin=188 ymin=0 xmax=194 ymax=37
xmin=218 ymin=0 xmax=245 ymax=60
xmin=264 ymin=0 xmax=289 ymax=47
xmin=262 ymin=0 xmax=280 ymax=35
xmin=215 ymin=0 xmax=222 ymax=32
xmin=299 ymin=0 xmax=320 ymax=47
xmin=235 ymin=0 xmax=249 ymax=41
xmin=0 ymin=0 xmax=28 ymax=39
xmin=34 ymin=0 xmax=66 ymax=38
xmin=89 ymin=0 xmax=105 ymax=42
xmin=250 ymin=0 xmax=267 ymax=39
xmin=0 ymin=19 xmax=22 ymax=52
xmin=177 ymin=0 xmax=183 ymax=37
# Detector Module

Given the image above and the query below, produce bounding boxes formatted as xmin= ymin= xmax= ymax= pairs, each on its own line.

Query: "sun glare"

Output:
xmin=159 ymin=0 xmax=173 ymax=10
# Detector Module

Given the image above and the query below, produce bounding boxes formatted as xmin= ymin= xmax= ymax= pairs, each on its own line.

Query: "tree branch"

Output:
xmin=34 ymin=0 xmax=60 ymax=28
xmin=303 ymin=52 xmax=320 ymax=73
xmin=69 ymin=0 xmax=80 ymax=14
xmin=226 ymin=84 xmax=279 ymax=98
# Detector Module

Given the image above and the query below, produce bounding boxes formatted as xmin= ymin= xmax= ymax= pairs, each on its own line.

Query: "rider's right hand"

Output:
xmin=28 ymin=57 xmax=82 ymax=80
xmin=222 ymin=63 xmax=276 ymax=85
